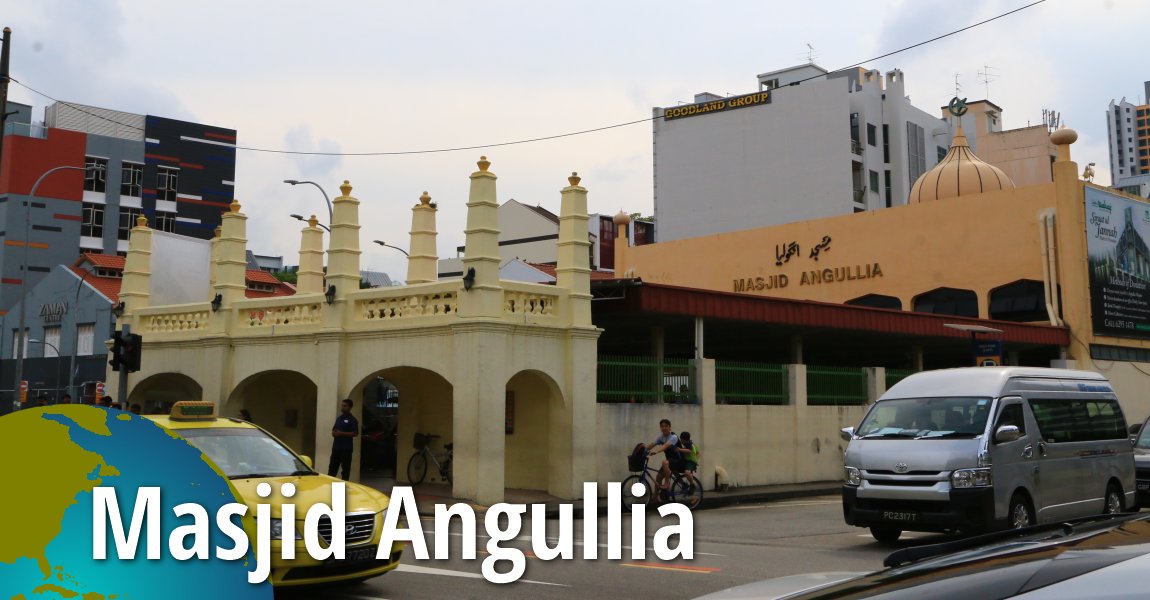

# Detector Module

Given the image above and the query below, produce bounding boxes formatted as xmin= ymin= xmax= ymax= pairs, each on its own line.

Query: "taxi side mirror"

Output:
xmin=300 ymin=456 xmax=313 ymax=469
xmin=839 ymin=426 xmax=855 ymax=441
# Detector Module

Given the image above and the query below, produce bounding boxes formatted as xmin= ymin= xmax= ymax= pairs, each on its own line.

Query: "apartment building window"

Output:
xmin=154 ymin=211 xmax=176 ymax=233
xmin=81 ymin=203 xmax=104 ymax=238
xmin=906 ymin=122 xmax=926 ymax=186
xmin=121 ymin=162 xmax=143 ymax=197
xmin=882 ymin=124 xmax=890 ymax=163
xmin=938 ymin=146 xmax=947 ymax=161
xmin=850 ymin=113 xmax=861 ymax=155
xmin=43 ymin=326 xmax=61 ymax=357
xmin=867 ymin=123 xmax=877 ymax=146
xmin=884 ymin=170 xmax=892 ymax=208
xmin=77 ymin=324 xmax=95 ymax=356
xmin=84 ymin=157 xmax=108 ymax=193
xmin=157 ymin=166 xmax=179 ymax=202
xmin=118 ymin=207 xmax=142 ymax=241
xmin=869 ymin=170 xmax=879 ymax=195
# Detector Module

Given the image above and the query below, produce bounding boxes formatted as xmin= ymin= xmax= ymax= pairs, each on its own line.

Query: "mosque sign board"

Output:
xmin=1084 ymin=187 xmax=1150 ymax=340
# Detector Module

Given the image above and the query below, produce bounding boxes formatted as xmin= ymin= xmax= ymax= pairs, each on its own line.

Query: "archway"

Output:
xmin=504 ymin=370 xmax=565 ymax=495
xmin=127 ymin=373 xmax=202 ymax=415
xmin=226 ymin=370 xmax=317 ymax=458
xmin=349 ymin=367 xmax=453 ymax=484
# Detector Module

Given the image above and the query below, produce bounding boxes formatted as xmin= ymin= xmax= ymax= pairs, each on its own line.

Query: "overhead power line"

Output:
xmin=11 ymin=0 xmax=1046 ymax=157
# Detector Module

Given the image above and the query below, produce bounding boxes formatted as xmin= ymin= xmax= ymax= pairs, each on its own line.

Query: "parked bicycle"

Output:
xmin=621 ymin=448 xmax=703 ymax=510
xmin=407 ymin=432 xmax=453 ymax=485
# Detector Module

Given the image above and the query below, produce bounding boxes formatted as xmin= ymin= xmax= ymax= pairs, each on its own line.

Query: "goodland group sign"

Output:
xmin=1085 ymin=187 xmax=1150 ymax=339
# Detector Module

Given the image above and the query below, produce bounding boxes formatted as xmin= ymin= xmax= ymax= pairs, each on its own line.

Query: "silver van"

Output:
xmin=840 ymin=367 xmax=1136 ymax=543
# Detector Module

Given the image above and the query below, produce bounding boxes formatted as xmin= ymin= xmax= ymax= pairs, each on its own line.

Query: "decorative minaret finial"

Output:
xmin=568 ymin=171 xmax=581 ymax=187
xmin=419 ymin=191 xmax=432 ymax=205
xmin=308 ymin=214 xmax=318 ymax=229
xmin=229 ymin=199 xmax=241 ymax=213
xmin=339 ymin=180 xmax=352 ymax=197
xmin=477 ymin=156 xmax=491 ymax=172
xmin=135 ymin=214 xmax=148 ymax=228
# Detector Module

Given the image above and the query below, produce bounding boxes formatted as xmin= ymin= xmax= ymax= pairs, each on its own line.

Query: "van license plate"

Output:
xmin=1138 ymin=481 xmax=1149 ymax=491
xmin=882 ymin=511 xmax=918 ymax=522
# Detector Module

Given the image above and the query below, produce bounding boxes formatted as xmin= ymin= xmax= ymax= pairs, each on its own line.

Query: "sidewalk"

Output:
xmin=360 ymin=473 xmax=840 ymax=517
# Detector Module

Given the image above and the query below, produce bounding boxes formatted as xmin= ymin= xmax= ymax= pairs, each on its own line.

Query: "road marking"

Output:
xmin=715 ymin=500 xmax=839 ymax=511
xmin=622 ymin=562 xmax=720 ymax=573
xmin=396 ymin=564 xmax=569 ymax=587
xmin=423 ymin=530 xmax=724 ymax=556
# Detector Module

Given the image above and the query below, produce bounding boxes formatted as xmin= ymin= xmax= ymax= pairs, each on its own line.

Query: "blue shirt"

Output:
xmin=332 ymin=413 xmax=359 ymax=452
xmin=653 ymin=432 xmax=679 ymax=449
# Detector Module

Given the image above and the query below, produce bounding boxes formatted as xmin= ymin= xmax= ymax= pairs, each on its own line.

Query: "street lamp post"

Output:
xmin=373 ymin=240 xmax=410 ymax=257
xmin=12 ymin=165 xmax=86 ymax=409
xmin=27 ymin=339 xmax=62 ymax=402
xmin=289 ymin=213 xmax=330 ymax=232
xmin=283 ymin=180 xmax=333 ymax=225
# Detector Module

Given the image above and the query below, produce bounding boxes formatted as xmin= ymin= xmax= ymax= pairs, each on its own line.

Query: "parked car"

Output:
xmin=1134 ymin=416 xmax=1150 ymax=507
xmin=840 ymin=367 xmax=1135 ymax=543
xmin=693 ymin=512 xmax=1150 ymax=599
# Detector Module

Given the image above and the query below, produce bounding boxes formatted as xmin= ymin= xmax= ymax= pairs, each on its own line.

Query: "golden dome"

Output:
xmin=908 ymin=126 xmax=1014 ymax=203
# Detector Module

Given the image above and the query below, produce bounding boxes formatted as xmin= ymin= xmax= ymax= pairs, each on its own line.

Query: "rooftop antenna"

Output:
xmin=954 ymin=73 xmax=962 ymax=98
xmin=977 ymin=65 xmax=997 ymax=99
xmin=1041 ymin=108 xmax=1061 ymax=133
xmin=805 ymin=43 xmax=817 ymax=65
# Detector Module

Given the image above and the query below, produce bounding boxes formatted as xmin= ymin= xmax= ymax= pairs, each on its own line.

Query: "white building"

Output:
xmin=1106 ymin=80 xmax=1150 ymax=184
xmin=652 ymin=64 xmax=950 ymax=242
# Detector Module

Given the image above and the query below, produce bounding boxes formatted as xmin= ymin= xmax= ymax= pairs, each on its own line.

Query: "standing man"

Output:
xmin=329 ymin=398 xmax=359 ymax=481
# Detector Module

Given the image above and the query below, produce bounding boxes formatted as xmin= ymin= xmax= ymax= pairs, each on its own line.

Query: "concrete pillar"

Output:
xmin=565 ymin=328 xmax=602 ymax=498
xmin=556 ymin=173 xmax=592 ymax=326
xmin=209 ymin=226 xmax=220 ymax=292
xmin=119 ymin=214 xmax=154 ymax=325
xmin=1049 ymin=128 xmax=1092 ymax=367
xmin=788 ymin=364 xmax=807 ymax=484
xmin=407 ymin=192 xmax=439 ymax=284
xmin=912 ymin=346 xmax=924 ymax=371
xmin=459 ymin=157 xmax=503 ymax=318
xmin=612 ymin=211 xmax=631 ymax=276
xmin=326 ymin=181 xmax=362 ymax=303
xmin=865 ymin=367 xmax=886 ymax=403
xmin=452 ymin=323 xmax=508 ymax=504
xmin=790 ymin=335 xmax=804 ymax=365
xmin=297 ymin=215 xmax=325 ymax=294
xmin=213 ymin=200 xmax=248 ymax=309
xmin=697 ymin=358 xmax=716 ymax=490
xmin=788 ymin=364 xmax=807 ymax=407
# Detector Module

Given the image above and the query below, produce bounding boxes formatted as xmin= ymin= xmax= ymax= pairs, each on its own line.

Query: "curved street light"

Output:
xmin=13 ymin=165 xmax=86 ymax=408
xmin=283 ymin=180 xmax=333 ymax=225
xmin=373 ymin=240 xmax=410 ymax=257
xmin=289 ymin=213 xmax=330 ymax=232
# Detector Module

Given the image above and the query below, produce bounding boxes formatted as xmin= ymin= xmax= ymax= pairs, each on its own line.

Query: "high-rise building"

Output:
xmin=1106 ymin=81 xmax=1150 ymax=184
xmin=652 ymin=64 xmax=950 ymax=242
xmin=0 ymin=100 xmax=237 ymax=316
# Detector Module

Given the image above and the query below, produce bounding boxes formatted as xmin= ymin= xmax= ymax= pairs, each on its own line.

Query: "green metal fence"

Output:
xmin=885 ymin=368 xmax=916 ymax=391
xmin=807 ymin=366 xmax=868 ymax=406
xmin=597 ymin=355 xmax=695 ymax=404
xmin=715 ymin=361 xmax=789 ymax=405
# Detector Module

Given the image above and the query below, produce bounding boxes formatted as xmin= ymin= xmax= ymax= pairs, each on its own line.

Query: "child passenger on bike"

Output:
xmin=675 ymin=431 xmax=700 ymax=492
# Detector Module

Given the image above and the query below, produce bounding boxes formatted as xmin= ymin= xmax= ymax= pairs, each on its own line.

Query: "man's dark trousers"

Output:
xmin=328 ymin=449 xmax=352 ymax=480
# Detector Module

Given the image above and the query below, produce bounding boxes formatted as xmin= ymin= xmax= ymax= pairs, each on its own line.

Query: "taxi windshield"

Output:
xmin=857 ymin=397 xmax=992 ymax=439
xmin=181 ymin=428 xmax=312 ymax=479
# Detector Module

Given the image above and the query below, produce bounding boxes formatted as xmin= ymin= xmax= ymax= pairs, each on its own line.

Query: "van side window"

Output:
xmin=994 ymin=403 xmax=1025 ymax=437
xmin=1029 ymin=398 xmax=1126 ymax=443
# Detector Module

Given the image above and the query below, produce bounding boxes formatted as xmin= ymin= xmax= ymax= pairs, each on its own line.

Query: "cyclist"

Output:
xmin=646 ymin=418 xmax=680 ymax=500
xmin=675 ymin=431 xmax=700 ymax=492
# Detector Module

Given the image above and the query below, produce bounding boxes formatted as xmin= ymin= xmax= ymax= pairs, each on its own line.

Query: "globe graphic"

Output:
xmin=0 ymin=405 xmax=272 ymax=599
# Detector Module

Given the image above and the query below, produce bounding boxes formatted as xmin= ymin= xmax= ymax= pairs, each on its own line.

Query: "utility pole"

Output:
xmin=0 ymin=27 xmax=12 ymax=172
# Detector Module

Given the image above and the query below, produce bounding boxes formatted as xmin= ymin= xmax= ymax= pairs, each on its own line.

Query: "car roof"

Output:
xmin=881 ymin=367 xmax=1107 ymax=400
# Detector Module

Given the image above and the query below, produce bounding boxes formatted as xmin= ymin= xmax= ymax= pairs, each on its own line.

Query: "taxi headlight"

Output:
xmin=844 ymin=466 xmax=861 ymax=486
xmin=270 ymin=518 xmax=303 ymax=540
xmin=951 ymin=468 xmax=993 ymax=489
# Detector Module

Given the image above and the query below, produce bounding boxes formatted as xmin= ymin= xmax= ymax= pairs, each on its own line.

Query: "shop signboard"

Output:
xmin=1085 ymin=187 xmax=1150 ymax=340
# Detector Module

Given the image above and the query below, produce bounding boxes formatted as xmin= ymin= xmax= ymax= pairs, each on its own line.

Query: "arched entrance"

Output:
xmin=127 ymin=373 xmax=202 ymax=415
xmin=226 ymin=370 xmax=318 ymax=458
xmin=350 ymin=367 xmax=452 ymax=484
xmin=504 ymin=370 xmax=565 ymax=495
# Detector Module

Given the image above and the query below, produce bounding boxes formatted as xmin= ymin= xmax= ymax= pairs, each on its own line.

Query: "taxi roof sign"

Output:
xmin=170 ymin=401 xmax=218 ymax=421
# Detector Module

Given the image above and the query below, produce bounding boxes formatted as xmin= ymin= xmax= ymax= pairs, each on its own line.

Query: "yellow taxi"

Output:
xmin=148 ymin=401 xmax=404 ymax=587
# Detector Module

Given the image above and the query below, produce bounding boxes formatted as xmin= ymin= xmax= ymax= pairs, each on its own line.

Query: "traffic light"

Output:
xmin=123 ymin=333 xmax=142 ymax=373
xmin=108 ymin=332 xmax=142 ymax=372
xmin=109 ymin=333 xmax=124 ymax=371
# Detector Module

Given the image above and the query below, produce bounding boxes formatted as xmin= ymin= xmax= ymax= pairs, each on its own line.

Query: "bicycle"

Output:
xmin=407 ymin=432 xmax=453 ymax=485
xmin=621 ymin=450 xmax=703 ymax=510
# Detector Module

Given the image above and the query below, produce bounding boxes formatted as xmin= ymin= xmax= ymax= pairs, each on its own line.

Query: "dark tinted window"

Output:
xmin=994 ymin=403 xmax=1026 ymax=437
xmin=1029 ymin=398 xmax=1126 ymax=443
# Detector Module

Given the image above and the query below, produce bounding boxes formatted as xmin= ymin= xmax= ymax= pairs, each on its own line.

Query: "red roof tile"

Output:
xmin=245 ymin=269 xmax=282 ymax=285
xmin=69 ymin=266 xmax=121 ymax=303
xmin=77 ymin=253 xmax=125 ymax=270
xmin=526 ymin=262 xmax=617 ymax=281
xmin=65 ymin=266 xmax=295 ymax=303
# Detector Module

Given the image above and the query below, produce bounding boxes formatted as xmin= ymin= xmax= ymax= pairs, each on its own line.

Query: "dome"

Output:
xmin=908 ymin=126 xmax=1014 ymax=203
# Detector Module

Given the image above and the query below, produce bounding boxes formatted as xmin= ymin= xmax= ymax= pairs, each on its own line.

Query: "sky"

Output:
xmin=5 ymin=0 xmax=1148 ymax=280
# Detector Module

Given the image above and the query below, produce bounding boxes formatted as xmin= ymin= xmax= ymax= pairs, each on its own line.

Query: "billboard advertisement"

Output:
xmin=1085 ymin=187 xmax=1150 ymax=339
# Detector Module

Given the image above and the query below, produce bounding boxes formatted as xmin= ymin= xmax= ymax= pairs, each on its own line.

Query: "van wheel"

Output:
xmin=1009 ymin=493 xmax=1034 ymax=529
xmin=1104 ymin=483 xmax=1123 ymax=514
xmin=870 ymin=525 xmax=902 ymax=544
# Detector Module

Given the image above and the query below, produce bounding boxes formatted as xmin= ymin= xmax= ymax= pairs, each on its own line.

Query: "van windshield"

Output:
xmin=857 ymin=397 xmax=992 ymax=439
xmin=1137 ymin=425 xmax=1150 ymax=450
